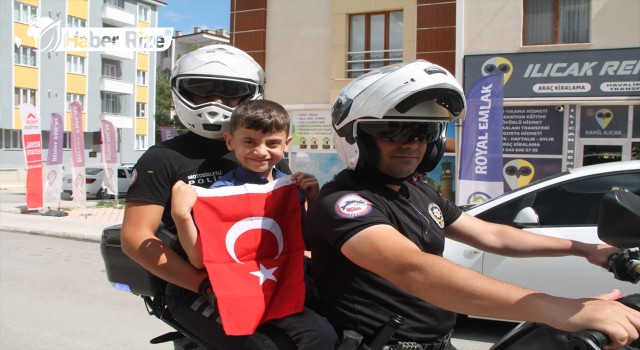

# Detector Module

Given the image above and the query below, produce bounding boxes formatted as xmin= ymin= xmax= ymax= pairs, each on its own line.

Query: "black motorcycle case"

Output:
xmin=100 ymin=224 xmax=170 ymax=296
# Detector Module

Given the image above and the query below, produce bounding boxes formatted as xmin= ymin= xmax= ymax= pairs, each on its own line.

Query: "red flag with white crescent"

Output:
xmin=192 ymin=176 xmax=306 ymax=335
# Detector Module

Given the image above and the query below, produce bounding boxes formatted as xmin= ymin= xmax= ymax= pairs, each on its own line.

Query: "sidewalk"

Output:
xmin=0 ymin=183 xmax=123 ymax=243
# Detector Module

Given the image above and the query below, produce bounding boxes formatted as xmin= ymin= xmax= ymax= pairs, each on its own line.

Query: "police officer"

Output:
xmin=304 ymin=60 xmax=640 ymax=350
xmin=121 ymin=45 xmax=293 ymax=349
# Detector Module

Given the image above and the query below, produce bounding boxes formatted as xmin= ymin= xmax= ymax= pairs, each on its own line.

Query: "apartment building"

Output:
xmin=231 ymin=0 xmax=640 ymax=198
xmin=1 ymin=0 xmax=166 ymax=174
xmin=157 ymin=27 xmax=230 ymax=79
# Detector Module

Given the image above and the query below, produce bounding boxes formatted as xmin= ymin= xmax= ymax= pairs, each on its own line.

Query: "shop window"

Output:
xmin=347 ymin=11 xmax=403 ymax=78
xmin=582 ymin=145 xmax=622 ymax=166
xmin=523 ymin=0 xmax=590 ymax=45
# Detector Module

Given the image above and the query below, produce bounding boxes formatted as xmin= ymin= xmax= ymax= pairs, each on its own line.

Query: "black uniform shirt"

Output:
xmin=304 ymin=169 xmax=463 ymax=343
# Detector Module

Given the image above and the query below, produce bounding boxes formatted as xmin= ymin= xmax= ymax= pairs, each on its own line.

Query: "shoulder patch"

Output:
xmin=334 ymin=193 xmax=372 ymax=218
xmin=428 ymin=203 xmax=445 ymax=228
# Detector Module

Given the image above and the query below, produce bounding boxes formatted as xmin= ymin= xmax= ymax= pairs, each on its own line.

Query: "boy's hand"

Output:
xmin=171 ymin=180 xmax=198 ymax=221
xmin=292 ymin=172 xmax=319 ymax=203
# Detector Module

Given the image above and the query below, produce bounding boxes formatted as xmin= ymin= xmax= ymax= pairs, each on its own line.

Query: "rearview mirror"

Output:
xmin=598 ymin=190 xmax=640 ymax=248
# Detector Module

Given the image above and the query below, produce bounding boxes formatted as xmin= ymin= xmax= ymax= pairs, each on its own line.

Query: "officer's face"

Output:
xmin=373 ymin=137 xmax=427 ymax=178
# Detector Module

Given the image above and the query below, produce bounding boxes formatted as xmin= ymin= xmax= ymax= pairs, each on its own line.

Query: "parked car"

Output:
xmin=62 ymin=166 xmax=134 ymax=199
xmin=444 ymin=160 xmax=640 ymax=306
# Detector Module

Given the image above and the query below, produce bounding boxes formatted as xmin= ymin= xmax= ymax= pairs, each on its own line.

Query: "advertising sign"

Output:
xmin=464 ymin=48 xmax=640 ymax=98
xmin=19 ymin=104 xmax=43 ymax=209
xmin=70 ymin=101 xmax=86 ymax=209
xmin=43 ymin=113 xmax=64 ymax=204
xmin=101 ymin=119 xmax=118 ymax=197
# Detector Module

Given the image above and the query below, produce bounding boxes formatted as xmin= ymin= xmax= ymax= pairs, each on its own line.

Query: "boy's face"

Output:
xmin=224 ymin=127 xmax=291 ymax=178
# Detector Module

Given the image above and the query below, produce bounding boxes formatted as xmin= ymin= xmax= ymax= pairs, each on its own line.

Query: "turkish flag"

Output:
xmin=192 ymin=176 xmax=306 ymax=335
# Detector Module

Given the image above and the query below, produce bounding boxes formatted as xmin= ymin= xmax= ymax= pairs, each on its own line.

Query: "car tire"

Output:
xmin=97 ymin=188 xmax=110 ymax=200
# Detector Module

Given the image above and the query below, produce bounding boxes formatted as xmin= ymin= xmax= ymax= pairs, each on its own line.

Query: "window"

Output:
xmin=66 ymin=93 xmax=85 ymax=110
xmin=1 ymin=129 xmax=23 ymax=149
xmin=477 ymin=172 xmax=640 ymax=227
xmin=15 ymin=45 xmax=37 ymax=67
xmin=136 ymin=102 xmax=147 ymax=118
xmin=348 ymin=11 xmax=403 ymax=78
xmin=14 ymin=1 xmax=37 ymax=24
xmin=138 ymin=5 xmax=149 ymax=22
xmin=136 ymin=70 xmax=147 ymax=85
xmin=103 ymin=63 xmax=118 ymax=78
xmin=102 ymin=92 xmax=123 ymax=114
xmin=66 ymin=55 xmax=86 ymax=74
xmin=523 ymin=0 xmax=591 ymax=45
xmin=135 ymin=134 xmax=147 ymax=150
xmin=67 ymin=16 xmax=86 ymax=28
xmin=105 ymin=0 xmax=124 ymax=9
xmin=15 ymin=88 xmax=37 ymax=107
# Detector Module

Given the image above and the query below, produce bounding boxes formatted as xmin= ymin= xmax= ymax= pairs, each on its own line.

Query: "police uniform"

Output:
xmin=126 ymin=131 xmax=292 ymax=348
xmin=304 ymin=169 xmax=463 ymax=346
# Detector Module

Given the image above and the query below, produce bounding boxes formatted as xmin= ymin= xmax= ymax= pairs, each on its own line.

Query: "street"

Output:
xmin=0 ymin=230 xmax=173 ymax=350
xmin=0 ymin=230 xmax=515 ymax=349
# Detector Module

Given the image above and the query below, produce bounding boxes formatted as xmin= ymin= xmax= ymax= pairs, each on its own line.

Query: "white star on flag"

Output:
xmin=250 ymin=264 xmax=278 ymax=285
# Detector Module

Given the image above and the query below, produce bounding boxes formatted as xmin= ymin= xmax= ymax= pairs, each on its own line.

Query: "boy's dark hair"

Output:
xmin=230 ymin=100 xmax=290 ymax=135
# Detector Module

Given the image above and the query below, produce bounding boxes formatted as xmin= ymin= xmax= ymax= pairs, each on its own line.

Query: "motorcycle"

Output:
xmin=100 ymin=189 xmax=640 ymax=350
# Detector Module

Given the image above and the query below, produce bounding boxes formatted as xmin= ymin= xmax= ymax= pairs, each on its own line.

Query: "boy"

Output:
xmin=171 ymin=99 xmax=337 ymax=350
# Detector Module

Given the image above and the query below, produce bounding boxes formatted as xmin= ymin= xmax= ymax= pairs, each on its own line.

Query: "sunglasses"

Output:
xmin=358 ymin=120 xmax=444 ymax=144
xmin=177 ymin=77 xmax=256 ymax=99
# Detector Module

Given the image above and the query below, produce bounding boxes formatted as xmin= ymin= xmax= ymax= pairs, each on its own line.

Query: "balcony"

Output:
xmin=102 ymin=4 xmax=135 ymax=27
xmin=102 ymin=51 xmax=134 ymax=61
xmin=101 ymin=77 xmax=134 ymax=94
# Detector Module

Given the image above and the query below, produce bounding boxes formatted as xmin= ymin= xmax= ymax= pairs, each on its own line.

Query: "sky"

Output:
xmin=158 ymin=0 xmax=231 ymax=34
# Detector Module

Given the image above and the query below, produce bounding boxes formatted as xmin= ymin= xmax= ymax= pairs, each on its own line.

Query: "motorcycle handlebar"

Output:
xmin=564 ymin=249 xmax=640 ymax=350
xmin=567 ymin=330 xmax=609 ymax=350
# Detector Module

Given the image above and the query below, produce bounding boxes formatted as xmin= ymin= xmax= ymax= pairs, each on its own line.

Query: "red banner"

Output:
xmin=192 ymin=176 xmax=306 ymax=335
xmin=19 ymin=104 xmax=43 ymax=209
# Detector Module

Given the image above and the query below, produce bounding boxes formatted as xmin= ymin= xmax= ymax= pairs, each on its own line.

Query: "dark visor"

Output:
xmin=358 ymin=121 xmax=443 ymax=144
xmin=178 ymin=78 xmax=255 ymax=99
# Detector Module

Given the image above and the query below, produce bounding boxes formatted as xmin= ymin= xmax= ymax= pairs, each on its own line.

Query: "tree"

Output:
xmin=155 ymin=68 xmax=185 ymax=143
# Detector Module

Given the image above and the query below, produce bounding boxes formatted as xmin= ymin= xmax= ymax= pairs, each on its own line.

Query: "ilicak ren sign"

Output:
xmin=463 ymin=47 xmax=640 ymax=98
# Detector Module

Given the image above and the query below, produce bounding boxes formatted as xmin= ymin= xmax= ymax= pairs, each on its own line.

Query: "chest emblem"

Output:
xmin=428 ymin=203 xmax=445 ymax=228
xmin=335 ymin=194 xmax=372 ymax=218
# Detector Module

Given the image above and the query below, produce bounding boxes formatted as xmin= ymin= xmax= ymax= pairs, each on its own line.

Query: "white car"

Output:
xmin=445 ymin=160 xmax=640 ymax=304
xmin=62 ymin=166 xmax=134 ymax=199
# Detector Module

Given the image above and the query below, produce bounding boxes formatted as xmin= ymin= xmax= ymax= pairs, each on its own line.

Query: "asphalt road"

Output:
xmin=0 ymin=230 xmax=516 ymax=350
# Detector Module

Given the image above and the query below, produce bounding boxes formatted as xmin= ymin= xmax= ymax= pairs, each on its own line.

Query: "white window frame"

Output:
xmin=136 ymin=70 xmax=147 ymax=86
xmin=66 ymin=55 xmax=86 ymax=74
xmin=135 ymin=134 xmax=147 ymax=150
xmin=67 ymin=15 xmax=86 ymax=28
xmin=138 ymin=5 xmax=150 ymax=22
xmin=103 ymin=63 xmax=117 ymax=78
xmin=15 ymin=45 xmax=37 ymax=67
xmin=136 ymin=102 xmax=147 ymax=118
xmin=14 ymin=1 xmax=38 ymax=24
xmin=15 ymin=88 xmax=37 ymax=107
xmin=66 ymin=93 xmax=85 ymax=110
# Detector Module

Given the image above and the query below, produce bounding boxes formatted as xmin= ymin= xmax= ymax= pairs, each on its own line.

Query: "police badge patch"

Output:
xmin=428 ymin=203 xmax=445 ymax=228
xmin=335 ymin=193 xmax=372 ymax=218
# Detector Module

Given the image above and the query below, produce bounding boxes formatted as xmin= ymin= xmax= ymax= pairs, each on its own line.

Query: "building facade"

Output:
xmin=231 ymin=0 xmax=640 ymax=199
xmin=156 ymin=27 xmax=230 ymax=79
xmin=2 ymin=0 xmax=165 ymax=176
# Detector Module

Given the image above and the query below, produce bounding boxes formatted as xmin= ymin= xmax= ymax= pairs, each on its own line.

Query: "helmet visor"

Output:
xmin=177 ymin=77 xmax=256 ymax=99
xmin=358 ymin=120 xmax=443 ymax=144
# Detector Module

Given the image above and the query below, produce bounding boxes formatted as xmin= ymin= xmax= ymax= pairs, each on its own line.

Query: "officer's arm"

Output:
xmin=121 ymin=201 xmax=207 ymax=292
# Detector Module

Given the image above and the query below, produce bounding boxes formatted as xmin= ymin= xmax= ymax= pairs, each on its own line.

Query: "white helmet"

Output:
xmin=171 ymin=44 xmax=265 ymax=139
xmin=332 ymin=60 xmax=466 ymax=176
